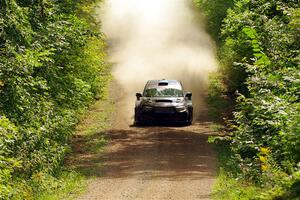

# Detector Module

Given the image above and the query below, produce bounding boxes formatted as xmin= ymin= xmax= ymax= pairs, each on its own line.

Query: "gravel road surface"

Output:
xmin=76 ymin=122 xmax=217 ymax=200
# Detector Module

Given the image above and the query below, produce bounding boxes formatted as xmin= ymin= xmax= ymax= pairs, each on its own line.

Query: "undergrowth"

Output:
xmin=35 ymin=82 xmax=114 ymax=199
xmin=210 ymin=135 xmax=300 ymax=200
xmin=210 ymin=136 xmax=261 ymax=200
xmin=198 ymin=0 xmax=300 ymax=199
xmin=0 ymin=0 xmax=110 ymax=199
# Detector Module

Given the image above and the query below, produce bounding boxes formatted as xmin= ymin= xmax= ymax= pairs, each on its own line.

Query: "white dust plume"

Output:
xmin=100 ymin=0 xmax=218 ymax=126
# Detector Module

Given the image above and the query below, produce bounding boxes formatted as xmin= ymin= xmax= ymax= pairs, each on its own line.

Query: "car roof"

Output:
xmin=145 ymin=79 xmax=182 ymax=89
xmin=147 ymin=79 xmax=180 ymax=84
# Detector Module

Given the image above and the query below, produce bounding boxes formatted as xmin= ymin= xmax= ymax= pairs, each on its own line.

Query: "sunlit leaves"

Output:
xmin=219 ymin=0 xmax=300 ymax=196
xmin=0 ymin=0 xmax=109 ymax=198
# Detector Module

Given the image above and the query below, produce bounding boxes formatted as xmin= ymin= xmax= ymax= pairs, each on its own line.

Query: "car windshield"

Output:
xmin=144 ymin=85 xmax=184 ymax=97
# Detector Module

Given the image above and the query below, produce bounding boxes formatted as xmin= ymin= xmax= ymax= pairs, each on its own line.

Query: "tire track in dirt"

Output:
xmin=76 ymin=121 xmax=217 ymax=200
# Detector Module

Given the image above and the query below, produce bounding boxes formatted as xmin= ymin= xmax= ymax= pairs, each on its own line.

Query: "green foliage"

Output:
xmin=0 ymin=0 xmax=109 ymax=198
xmin=193 ymin=0 xmax=234 ymax=42
xmin=212 ymin=132 xmax=300 ymax=200
xmin=213 ymin=169 xmax=260 ymax=200
xmin=194 ymin=0 xmax=244 ymax=119
xmin=199 ymin=0 xmax=300 ymax=198
xmin=32 ymin=170 xmax=85 ymax=200
xmin=225 ymin=0 xmax=299 ymax=180
xmin=211 ymin=137 xmax=260 ymax=200
xmin=207 ymin=73 xmax=232 ymax=121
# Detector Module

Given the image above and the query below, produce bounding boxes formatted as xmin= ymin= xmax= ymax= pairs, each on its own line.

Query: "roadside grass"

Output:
xmin=207 ymin=75 xmax=263 ymax=199
xmin=213 ymin=169 xmax=259 ymax=200
xmin=210 ymin=126 xmax=300 ymax=200
xmin=73 ymin=91 xmax=114 ymax=154
xmin=209 ymin=134 xmax=262 ymax=200
xmin=35 ymin=83 xmax=114 ymax=199
xmin=34 ymin=171 xmax=85 ymax=200
xmin=209 ymin=123 xmax=224 ymax=132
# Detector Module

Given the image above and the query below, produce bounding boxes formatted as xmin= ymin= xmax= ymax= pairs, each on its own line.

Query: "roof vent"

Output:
xmin=158 ymin=81 xmax=168 ymax=86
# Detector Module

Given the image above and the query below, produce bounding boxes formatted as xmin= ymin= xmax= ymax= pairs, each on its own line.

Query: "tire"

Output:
xmin=188 ymin=109 xmax=193 ymax=125
xmin=134 ymin=108 xmax=141 ymax=126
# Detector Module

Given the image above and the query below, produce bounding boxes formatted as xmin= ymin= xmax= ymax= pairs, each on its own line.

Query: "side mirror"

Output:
xmin=185 ymin=92 xmax=192 ymax=100
xmin=136 ymin=93 xmax=143 ymax=100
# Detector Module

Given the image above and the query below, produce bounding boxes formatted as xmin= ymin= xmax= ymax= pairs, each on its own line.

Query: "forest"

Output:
xmin=0 ymin=0 xmax=299 ymax=199
xmin=0 ymin=0 xmax=109 ymax=198
xmin=197 ymin=0 xmax=300 ymax=199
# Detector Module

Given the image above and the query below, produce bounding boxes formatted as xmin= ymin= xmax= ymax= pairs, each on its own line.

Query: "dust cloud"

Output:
xmin=99 ymin=0 xmax=218 ymax=125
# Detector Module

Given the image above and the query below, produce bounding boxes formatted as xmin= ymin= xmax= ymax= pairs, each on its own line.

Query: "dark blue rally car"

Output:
xmin=134 ymin=79 xmax=193 ymax=125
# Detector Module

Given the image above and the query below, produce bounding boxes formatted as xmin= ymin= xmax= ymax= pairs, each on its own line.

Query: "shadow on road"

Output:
xmin=70 ymin=123 xmax=217 ymax=181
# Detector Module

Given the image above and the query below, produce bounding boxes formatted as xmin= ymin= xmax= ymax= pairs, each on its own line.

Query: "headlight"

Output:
xmin=175 ymin=106 xmax=187 ymax=112
xmin=176 ymin=98 xmax=184 ymax=103
xmin=146 ymin=99 xmax=153 ymax=104
xmin=142 ymin=106 xmax=153 ymax=112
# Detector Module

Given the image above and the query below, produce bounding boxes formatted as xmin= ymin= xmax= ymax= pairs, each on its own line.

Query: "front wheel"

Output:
xmin=134 ymin=108 xmax=141 ymax=126
xmin=188 ymin=108 xmax=193 ymax=125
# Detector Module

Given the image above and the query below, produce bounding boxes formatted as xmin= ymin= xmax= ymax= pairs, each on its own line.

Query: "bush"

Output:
xmin=0 ymin=0 xmax=109 ymax=198
xmin=198 ymin=0 xmax=300 ymax=198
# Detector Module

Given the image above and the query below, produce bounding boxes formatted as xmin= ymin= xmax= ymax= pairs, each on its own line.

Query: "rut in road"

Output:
xmin=76 ymin=123 xmax=217 ymax=200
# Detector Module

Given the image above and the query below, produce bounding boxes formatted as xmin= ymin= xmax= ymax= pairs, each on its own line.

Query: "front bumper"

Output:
xmin=136 ymin=106 xmax=191 ymax=123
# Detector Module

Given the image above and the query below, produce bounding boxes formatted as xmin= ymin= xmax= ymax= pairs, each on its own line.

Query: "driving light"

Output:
xmin=175 ymin=106 xmax=187 ymax=112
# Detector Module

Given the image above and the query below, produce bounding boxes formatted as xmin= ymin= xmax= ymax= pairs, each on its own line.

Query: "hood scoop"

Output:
xmin=155 ymin=99 xmax=172 ymax=103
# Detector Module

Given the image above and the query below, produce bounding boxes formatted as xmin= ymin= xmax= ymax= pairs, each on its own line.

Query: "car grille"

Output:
xmin=154 ymin=107 xmax=175 ymax=114
xmin=155 ymin=99 xmax=173 ymax=103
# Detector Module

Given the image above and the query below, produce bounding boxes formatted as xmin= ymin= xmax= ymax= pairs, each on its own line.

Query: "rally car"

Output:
xmin=134 ymin=79 xmax=193 ymax=125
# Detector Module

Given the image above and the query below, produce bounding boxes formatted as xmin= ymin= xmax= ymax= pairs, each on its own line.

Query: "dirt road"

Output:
xmin=84 ymin=1 xmax=219 ymax=197
xmin=75 ymin=121 xmax=217 ymax=200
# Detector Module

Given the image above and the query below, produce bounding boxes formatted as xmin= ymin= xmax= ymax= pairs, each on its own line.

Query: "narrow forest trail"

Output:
xmin=71 ymin=82 xmax=217 ymax=200
xmin=71 ymin=0 xmax=219 ymax=199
